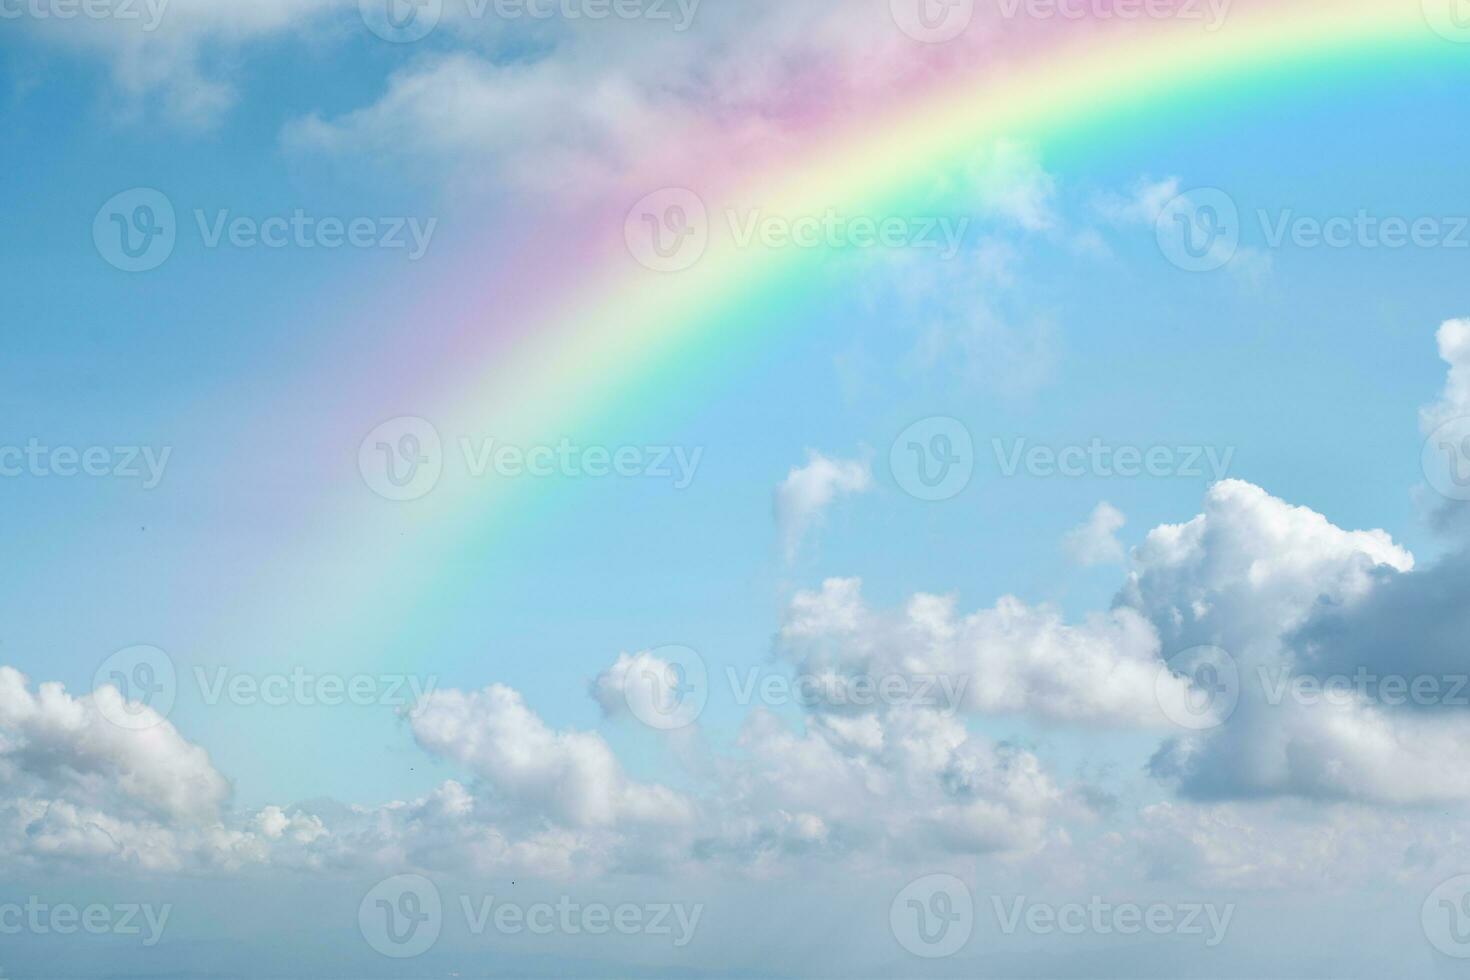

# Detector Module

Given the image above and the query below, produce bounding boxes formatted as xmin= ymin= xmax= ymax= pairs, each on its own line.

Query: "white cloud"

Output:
xmin=774 ymin=451 xmax=872 ymax=561
xmin=1127 ymin=798 xmax=1461 ymax=890
xmin=407 ymin=683 xmax=694 ymax=830
xmin=779 ymin=577 xmax=1188 ymax=729
xmin=1064 ymin=501 xmax=1127 ymax=566
xmin=0 ymin=667 xmax=331 ymax=872
xmin=1121 ymin=479 xmax=1412 ymax=656
xmin=1115 ymin=480 xmax=1470 ymax=806
xmin=1421 ymin=318 xmax=1470 ymax=432
xmin=0 ymin=667 xmax=229 ymax=825
xmin=283 ymin=53 xmax=667 ymax=195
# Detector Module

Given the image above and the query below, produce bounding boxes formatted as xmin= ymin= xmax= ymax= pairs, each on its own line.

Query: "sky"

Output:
xmin=2 ymin=0 xmax=1470 ymax=976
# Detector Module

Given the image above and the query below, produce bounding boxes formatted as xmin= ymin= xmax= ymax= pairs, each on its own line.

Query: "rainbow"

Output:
xmin=238 ymin=0 xmax=1455 ymax=658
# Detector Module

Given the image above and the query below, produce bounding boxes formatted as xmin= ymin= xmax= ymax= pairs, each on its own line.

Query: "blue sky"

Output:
xmin=3 ymin=1 xmax=1470 ymax=977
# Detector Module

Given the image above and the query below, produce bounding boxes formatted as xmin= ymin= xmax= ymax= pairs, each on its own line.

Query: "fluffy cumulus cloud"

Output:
xmin=406 ymin=683 xmax=695 ymax=831
xmin=0 ymin=667 xmax=301 ymax=872
xmin=773 ymin=451 xmax=872 ymax=561
xmin=1119 ymin=479 xmax=1412 ymax=656
xmin=1420 ymin=318 xmax=1470 ymax=533
xmin=778 ymin=577 xmax=1185 ymax=728
xmin=1117 ymin=480 xmax=1470 ymax=807
xmin=704 ymin=705 xmax=1063 ymax=871
xmin=3 ymin=330 xmax=1468 ymax=886
xmin=6 ymin=468 xmax=1468 ymax=881
xmin=1064 ymin=501 xmax=1127 ymax=566
xmin=1421 ymin=318 xmax=1470 ymax=432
